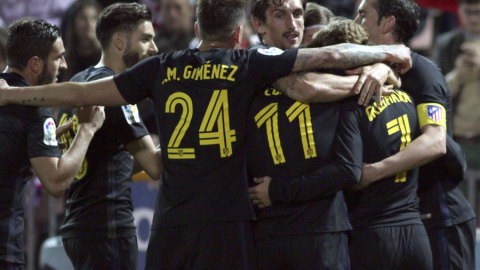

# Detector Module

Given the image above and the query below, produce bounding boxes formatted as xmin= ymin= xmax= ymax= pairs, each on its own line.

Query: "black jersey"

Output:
xmin=401 ymin=52 xmax=475 ymax=228
xmin=0 ymin=73 xmax=61 ymax=264
xmin=340 ymin=91 xmax=422 ymax=229
xmin=58 ymin=66 xmax=150 ymax=239
xmin=113 ymin=47 xmax=298 ymax=228
xmin=246 ymin=70 xmax=351 ymax=239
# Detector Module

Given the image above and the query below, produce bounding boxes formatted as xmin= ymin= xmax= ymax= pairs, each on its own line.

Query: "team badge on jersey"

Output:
xmin=257 ymin=47 xmax=284 ymax=56
xmin=43 ymin=118 xmax=58 ymax=146
xmin=122 ymin=104 xmax=141 ymax=124
xmin=427 ymin=105 xmax=442 ymax=122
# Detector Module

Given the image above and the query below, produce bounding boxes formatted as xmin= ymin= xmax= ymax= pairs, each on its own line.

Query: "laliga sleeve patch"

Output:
xmin=416 ymin=103 xmax=447 ymax=130
xmin=257 ymin=47 xmax=284 ymax=56
xmin=122 ymin=104 xmax=141 ymax=124
xmin=43 ymin=118 xmax=58 ymax=146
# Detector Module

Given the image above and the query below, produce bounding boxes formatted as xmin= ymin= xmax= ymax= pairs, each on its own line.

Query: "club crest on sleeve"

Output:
xmin=257 ymin=47 xmax=284 ymax=56
xmin=122 ymin=104 xmax=141 ymax=124
xmin=43 ymin=118 xmax=58 ymax=146
xmin=427 ymin=105 xmax=442 ymax=122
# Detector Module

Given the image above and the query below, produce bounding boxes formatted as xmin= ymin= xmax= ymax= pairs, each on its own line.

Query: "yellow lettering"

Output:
xmin=212 ymin=64 xmax=220 ymax=79
xmin=183 ymin=65 xmax=192 ymax=79
xmin=227 ymin=65 xmax=238 ymax=81
xmin=167 ymin=67 xmax=177 ymax=81
xmin=195 ymin=65 xmax=204 ymax=81
xmin=220 ymin=65 xmax=228 ymax=80
xmin=204 ymin=63 xmax=211 ymax=80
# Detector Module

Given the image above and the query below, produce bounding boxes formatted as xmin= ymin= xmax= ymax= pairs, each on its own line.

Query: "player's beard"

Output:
xmin=123 ymin=43 xmax=152 ymax=68
xmin=123 ymin=49 xmax=141 ymax=69
xmin=37 ymin=66 xmax=56 ymax=85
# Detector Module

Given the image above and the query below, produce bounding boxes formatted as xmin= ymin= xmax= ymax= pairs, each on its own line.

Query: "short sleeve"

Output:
xmin=248 ymin=47 xmax=298 ymax=84
xmin=27 ymin=109 xmax=62 ymax=159
xmin=113 ymin=56 xmax=162 ymax=104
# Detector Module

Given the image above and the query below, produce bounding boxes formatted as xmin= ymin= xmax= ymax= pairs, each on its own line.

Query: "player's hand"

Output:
xmin=347 ymin=63 xmax=398 ymax=106
xmin=384 ymin=45 xmax=412 ymax=74
xmin=56 ymin=118 xmax=73 ymax=150
xmin=77 ymin=106 xmax=105 ymax=132
xmin=248 ymin=176 xmax=272 ymax=209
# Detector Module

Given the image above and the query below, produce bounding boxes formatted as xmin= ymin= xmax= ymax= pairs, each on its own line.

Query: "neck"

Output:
xmin=196 ymin=39 xmax=236 ymax=51
xmin=6 ymin=67 xmax=36 ymax=85
xmin=96 ymin=52 xmax=126 ymax=74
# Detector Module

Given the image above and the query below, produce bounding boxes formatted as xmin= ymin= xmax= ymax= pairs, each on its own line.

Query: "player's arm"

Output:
xmin=125 ymin=136 xmax=163 ymax=181
xmin=30 ymin=106 xmax=105 ymax=198
xmin=361 ymin=122 xmax=446 ymax=187
xmin=0 ymin=77 xmax=127 ymax=108
xmin=293 ymin=43 xmax=412 ymax=74
xmin=249 ymin=161 xmax=360 ymax=208
xmin=274 ymin=63 xmax=399 ymax=105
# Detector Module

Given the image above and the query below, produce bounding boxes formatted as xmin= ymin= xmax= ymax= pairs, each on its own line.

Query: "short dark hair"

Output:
xmin=96 ymin=2 xmax=152 ymax=49
xmin=304 ymin=2 xmax=334 ymax=28
xmin=308 ymin=17 xmax=369 ymax=47
xmin=6 ymin=18 xmax=61 ymax=70
xmin=196 ymin=0 xmax=245 ymax=42
xmin=375 ymin=0 xmax=419 ymax=44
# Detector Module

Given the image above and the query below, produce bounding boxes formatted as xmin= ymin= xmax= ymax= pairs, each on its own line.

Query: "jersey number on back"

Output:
xmin=166 ymin=90 xmax=236 ymax=159
xmin=255 ymin=102 xmax=317 ymax=164
xmin=387 ymin=114 xmax=412 ymax=183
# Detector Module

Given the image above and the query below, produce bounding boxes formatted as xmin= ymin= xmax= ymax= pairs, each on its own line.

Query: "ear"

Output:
xmin=112 ymin=32 xmax=126 ymax=52
xmin=252 ymin=17 xmax=266 ymax=36
xmin=194 ymin=21 xmax=200 ymax=39
xmin=381 ymin=15 xmax=395 ymax=35
xmin=233 ymin=25 xmax=243 ymax=44
xmin=28 ymin=56 xmax=43 ymax=74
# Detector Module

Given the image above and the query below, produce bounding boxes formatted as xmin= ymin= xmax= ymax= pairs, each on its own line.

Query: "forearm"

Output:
xmin=365 ymin=127 xmax=446 ymax=182
xmin=293 ymin=43 xmax=405 ymax=72
xmin=269 ymin=162 xmax=360 ymax=205
xmin=2 ymin=77 xmax=126 ymax=108
xmin=47 ymin=125 xmax=96 ymax=196
xmin=274 ymin=72 xmax=358 ymax=103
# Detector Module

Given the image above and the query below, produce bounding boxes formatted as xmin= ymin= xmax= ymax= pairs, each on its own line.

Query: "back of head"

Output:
xmin=308 ymin=17 xmax=369 ymax=47
xmin=196 ymin=0 xmax=245 ymax=42
xmin=376 ymin=0 xmax=419 ymax=44
xmin=96 ymin=2 xmax=153 ymax=49
xmin=6 ymin=18 xmax=61 ymax=71
xmin=304 ymin=2 xmax=334 ymax=28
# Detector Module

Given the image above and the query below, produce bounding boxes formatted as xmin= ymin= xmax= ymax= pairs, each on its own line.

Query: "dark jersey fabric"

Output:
xmin=0 ymin=73 xmax=61 ymax=264
xmin=401 ymin=52 xmax=475 ymax=228
xmin=246 ymin=49 xmax=350 ymax=239
xmin=59 ymin=66 xmax=150 ymax=239
xmin=113 ymin=48 xmax=298 ymax=228
xmin=339 ymin=91 xmax=422 ymax=229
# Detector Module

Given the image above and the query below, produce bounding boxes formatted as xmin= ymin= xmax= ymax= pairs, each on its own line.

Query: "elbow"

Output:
xmin=44 ymin=182 xmax=68 ymax=198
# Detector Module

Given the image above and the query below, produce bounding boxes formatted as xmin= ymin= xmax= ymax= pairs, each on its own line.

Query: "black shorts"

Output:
xmin=349 ymin=224 xmax=432 ymax=270
xmin=145 ymin=221 xmax=255 ymax=270
xmin=255 ymin=232 xmax=350 ymax=270
xmin=426 ymin=218 xmax=476 ymax=270
xmin=62 ymin=236 xmax=137 ymax=270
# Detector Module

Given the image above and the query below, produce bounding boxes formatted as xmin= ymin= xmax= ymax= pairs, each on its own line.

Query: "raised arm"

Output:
xmin=274 ymin=63 xmax=399 ymax=105
xmin=293 ymin=43 xmax=412 ymax=74
xmin=30 ymin=106 xmax=105 ymax=197
xmin=0 ymin=77 xmax=127 ymax=108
